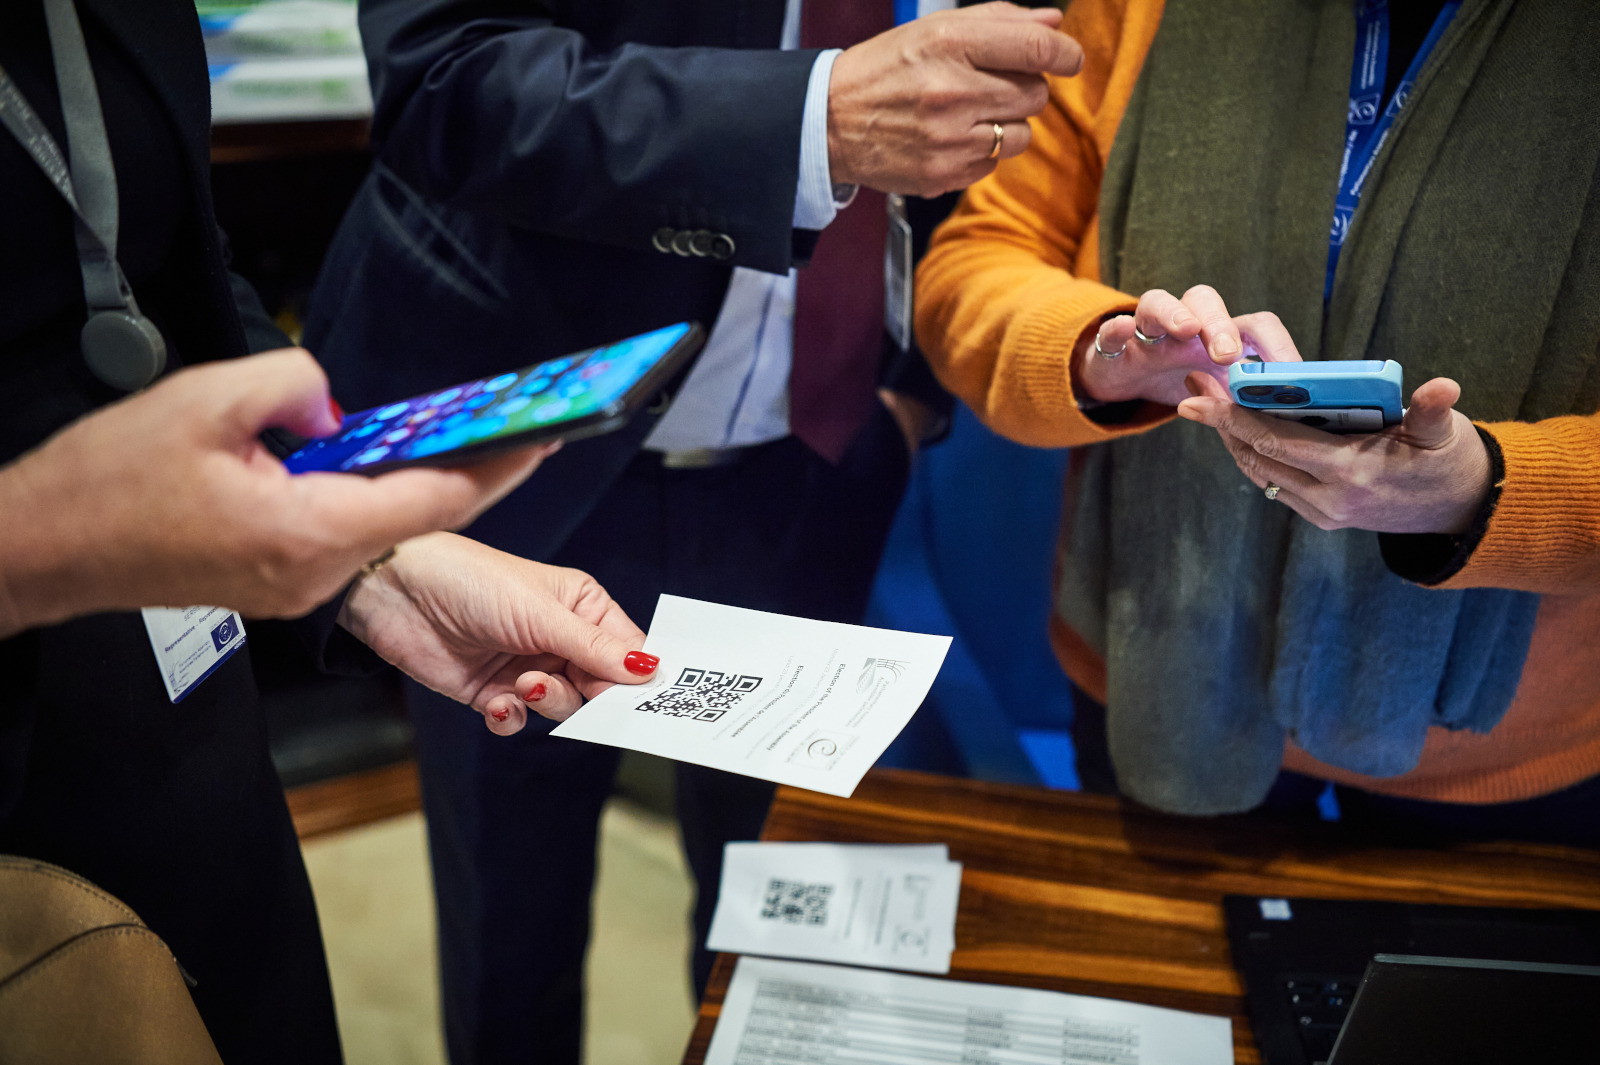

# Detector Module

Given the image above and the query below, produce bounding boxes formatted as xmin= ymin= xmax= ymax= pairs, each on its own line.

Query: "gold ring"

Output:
xmin=987 ymin=122 xmax=1005 ymax=160
xmin=1264 ymin=483 xmax=1281 ymax=501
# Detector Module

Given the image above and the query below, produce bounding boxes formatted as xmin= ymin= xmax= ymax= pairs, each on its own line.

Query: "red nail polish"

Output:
xmin=491 ymin=708 xmax=510 ymax=722
xmin=328 ymin=397 xmax=345 ymax=422
xmin=624 ymin=651 xmax=660 ymax=676
xmin=524 ymin=682 xmax=547 ymax=703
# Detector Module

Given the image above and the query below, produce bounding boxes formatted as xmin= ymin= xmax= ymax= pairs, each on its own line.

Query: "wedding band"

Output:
xmin=1093 ymin=333 xmax=1125 ymax=359
xmin=986 ymin=122 xmax=1005 ymax=160
xmin=1133 ymin=325 xmax=1167 ymax=345
xmin=1264 ymin=483 xmax=1281 ymax=501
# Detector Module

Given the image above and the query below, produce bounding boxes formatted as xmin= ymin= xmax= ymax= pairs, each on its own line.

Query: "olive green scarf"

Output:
xmin=1059 ymin=0 xmax=1600 ymax=814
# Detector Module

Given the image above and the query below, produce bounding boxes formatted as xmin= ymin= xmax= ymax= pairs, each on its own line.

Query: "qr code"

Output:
xmin=761 ymin=879 xmax=832 ymax=926
xmin=635 ymin=668 xmax=762 ymax=723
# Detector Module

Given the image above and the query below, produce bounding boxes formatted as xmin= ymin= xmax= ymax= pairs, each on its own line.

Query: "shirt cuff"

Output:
xmin=793 ymin=49 xmax=846 ymax=231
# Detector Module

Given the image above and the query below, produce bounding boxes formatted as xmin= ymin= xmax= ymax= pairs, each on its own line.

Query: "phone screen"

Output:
xmin=284 ymin=322 xmax=693 ymax=475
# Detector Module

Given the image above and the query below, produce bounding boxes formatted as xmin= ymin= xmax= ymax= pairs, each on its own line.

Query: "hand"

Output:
xmin=1177 ymin=374 xmax=1494 ymax=535
xmin=1074 ymin=285 xmax=1303 ymax=408
xmin=336 ymin=532 xmax=655 ymax=735
xmin=878 ymin=388 xmax=940 ymax=456
xmin=0 ymin=349 xmax=552 ymax=637
xmin=827 ymin=2 xmax=1084 ymax=197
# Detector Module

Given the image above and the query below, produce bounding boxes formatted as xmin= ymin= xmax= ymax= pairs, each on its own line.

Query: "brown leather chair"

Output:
xmin=0 ymin=856 xmax=223 ymax=1064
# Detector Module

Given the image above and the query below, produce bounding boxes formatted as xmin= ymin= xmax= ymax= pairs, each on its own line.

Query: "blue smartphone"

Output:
xmin=1227 ymin=359 xmax=1403 ymax=432
xmin=283 ymin=321 xmax=704 ymax=475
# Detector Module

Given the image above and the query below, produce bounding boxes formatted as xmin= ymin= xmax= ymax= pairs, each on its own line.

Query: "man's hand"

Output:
xmin=1177 ymin=374 xmax=1494 ymax=536
xmin=827 ymin=2 xmax=1084 ymax=197
xmin=0 ymin=350 xmax=551 ymax=637
xmin=337 ymin=532 xmax=656 ymax=735
xmin=878 ymin=388 xmax=940 ymax=455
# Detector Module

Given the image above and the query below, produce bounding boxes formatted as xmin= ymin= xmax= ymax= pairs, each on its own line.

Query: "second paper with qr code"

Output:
xmin=706 ymin=842 xmax=962 ymax=974
xmin=552 ymin=595 xmax=951 ymax=797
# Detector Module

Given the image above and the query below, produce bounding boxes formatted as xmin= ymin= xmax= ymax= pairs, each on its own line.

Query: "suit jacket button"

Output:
xmin=652 ymin=227 xmax=676 ymax=253
xmin=689 ymin=230 xmax=715 ymax=257
xmin=709 ymin=233 xmax=736 ymax=261
xmin=671 ymin=230 xmax=694 ymax=256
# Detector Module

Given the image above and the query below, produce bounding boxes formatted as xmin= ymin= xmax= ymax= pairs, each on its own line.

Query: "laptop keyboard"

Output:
xmin=1283 ymin=975 xmax=1359 ymax=1064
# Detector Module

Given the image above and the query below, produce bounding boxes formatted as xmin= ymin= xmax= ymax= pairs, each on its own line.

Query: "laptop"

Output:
xmin=1223 ymin=895 xmax=1600 ymax=1065
xmin=1327 ymin=954 xmax=1600 ymax=1064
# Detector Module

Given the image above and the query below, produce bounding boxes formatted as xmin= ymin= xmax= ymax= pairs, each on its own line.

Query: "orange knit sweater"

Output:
xmin=914 ymin=0 xmax=1600 ymax=804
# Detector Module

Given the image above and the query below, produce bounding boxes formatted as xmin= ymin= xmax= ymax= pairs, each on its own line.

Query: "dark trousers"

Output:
xmin=1070 ymin=685 xmax=1600 ymax=850
xmin=412 ymin=408 xmax=911 ymax=1065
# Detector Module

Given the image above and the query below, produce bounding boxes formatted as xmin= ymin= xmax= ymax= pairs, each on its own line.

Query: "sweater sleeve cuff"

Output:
xmin=1001 ymin=285 xmax=1170 ymax=442
xmin=1429 ymin=417 xmax=1600 ymax=592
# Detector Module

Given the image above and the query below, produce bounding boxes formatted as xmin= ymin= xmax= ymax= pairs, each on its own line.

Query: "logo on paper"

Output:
xmin=856 ymin=657 xmax=909 ymax=694
xmin=210 ymin=615 xmax=241 ymax=651
xmin=789 ymin=729 xmax=855 ymax=770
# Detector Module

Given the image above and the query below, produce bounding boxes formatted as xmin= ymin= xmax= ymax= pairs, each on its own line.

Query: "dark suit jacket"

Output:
xmin=0 ymin=5 xmax=339 ymax=1060
xmin=305 ymin=0 xmax=950 ymax=561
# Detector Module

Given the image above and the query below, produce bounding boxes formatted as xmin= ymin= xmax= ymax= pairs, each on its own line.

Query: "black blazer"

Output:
xmin=0 ymin=4 xmax=338 ymax=1060
xmin=305 ymin=0 xmax=950 ymax=561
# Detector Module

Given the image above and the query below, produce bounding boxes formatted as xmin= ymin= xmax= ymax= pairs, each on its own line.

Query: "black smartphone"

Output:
xmin=283 ymin=322 xmax=704 ymax=476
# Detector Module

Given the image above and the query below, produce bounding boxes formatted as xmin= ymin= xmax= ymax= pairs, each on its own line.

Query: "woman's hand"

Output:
xmin=0 ymin=349 xmax=552 ymax=637
xmin=1177 ymin=373 xmax=1494 ymax=535
xmin=336 ymin=532 xmax=656 ymax=735
xmin=1074 ymin=286 xmax=1302 ymax=407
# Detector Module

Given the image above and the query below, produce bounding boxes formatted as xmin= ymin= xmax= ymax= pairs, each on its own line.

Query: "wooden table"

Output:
xmin=680 ymin=769 xmax=1600 ymax=1064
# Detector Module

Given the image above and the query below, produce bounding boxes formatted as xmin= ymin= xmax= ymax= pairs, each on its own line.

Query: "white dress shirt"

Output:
xmin=643 ymin=0 xmax=845 ymax=453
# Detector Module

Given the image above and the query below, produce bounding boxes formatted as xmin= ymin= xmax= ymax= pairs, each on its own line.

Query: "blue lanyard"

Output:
xmin=1326 ymin=0 xmax=1459 ymax=297
xmin=894 ymin=0 xmax=955 ymax=26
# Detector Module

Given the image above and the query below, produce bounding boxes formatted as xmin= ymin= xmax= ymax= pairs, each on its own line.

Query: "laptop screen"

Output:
xmin=1328 ymin=954 xmax=1600 ymax=1064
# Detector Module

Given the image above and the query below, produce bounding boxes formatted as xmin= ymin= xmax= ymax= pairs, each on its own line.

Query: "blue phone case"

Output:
xmin=1227 ymin=359 xmax=1403 ymax=431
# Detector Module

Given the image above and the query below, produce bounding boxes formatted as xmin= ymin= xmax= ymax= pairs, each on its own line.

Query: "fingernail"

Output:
xmin=523 ymin=682 xmax=547 ymax=703
xmin=491 ymin=708 xmax=510 ymax=723
xmin=624 ymin=652 xmax=659 ymax=676
xmin=1211 ymin=336 xmax=1239 ymax=360
xmin=1184 ymin=375 xmax=1203 ymax=397
xmin=328 ymin=397 xmax=345 ymax=422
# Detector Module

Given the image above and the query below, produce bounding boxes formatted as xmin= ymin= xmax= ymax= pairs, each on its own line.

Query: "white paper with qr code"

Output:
xmin=552 ymin=596 xmax=951 ymax=797
xmin=704 ymin=957 xmax=1234 ymax=1065
xmin=707 ymin=842 xmax=961 ymax=973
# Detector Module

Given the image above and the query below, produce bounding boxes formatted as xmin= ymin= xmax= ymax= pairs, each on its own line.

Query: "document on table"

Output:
xmin=552 ymin=596 xmax=951 ymax=797
xmin=707 ymin=842 xmax=962 ymax=974
xmin=704 ymin=957 xmax=1234 ymax=1065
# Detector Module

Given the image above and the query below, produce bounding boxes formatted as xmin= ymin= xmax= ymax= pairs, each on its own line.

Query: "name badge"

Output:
xmin=884 ymin=193 xmax=915 ymax=352
xmin=141 ymin=606 xmax=247 ymax=703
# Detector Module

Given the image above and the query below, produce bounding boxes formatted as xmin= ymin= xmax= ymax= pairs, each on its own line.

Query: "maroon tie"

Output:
xmin=790 ymin=0 xmax=894 ymax=464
